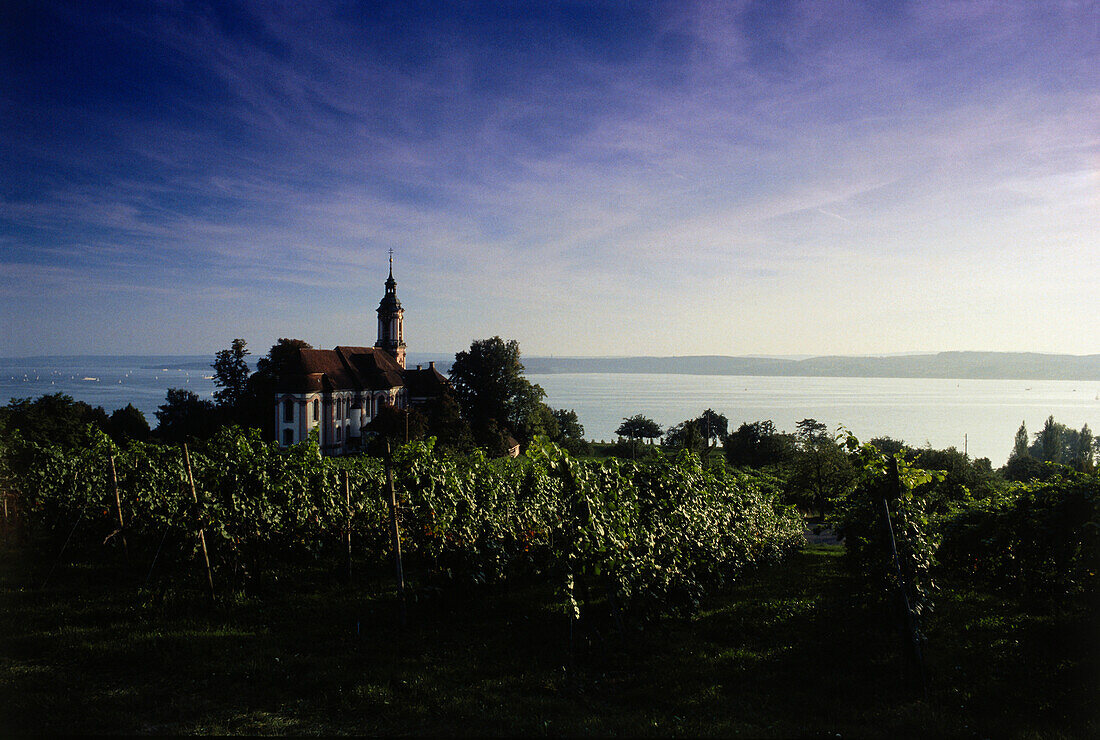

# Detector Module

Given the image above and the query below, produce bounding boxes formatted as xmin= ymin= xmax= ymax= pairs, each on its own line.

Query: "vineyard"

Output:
xmin=2 ymin=426 xmax=1097 ymax=735
xmin=7 ymin=426 xmax=804 ymax=622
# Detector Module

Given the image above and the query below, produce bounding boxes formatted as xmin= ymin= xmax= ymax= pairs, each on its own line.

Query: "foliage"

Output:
xmin=154 ymin=388 xmax=219 ymax=443
xmin=1012 ymin=420 xmax=1029 ymax=460
xmin=365 ymin=404 xmax=429 ymax=454
xmin=418 ymin=393 xmax=474 ymax=453
xmin=550 ymin=408 xmax=588 ymax=456
xmin=107 ymin=403 xmax=151 ymax=445
xmin=787 ymin=433 xmax=854 ymax=515
xmin=937 ymin=471 xmax=1099 ymax=602
xmin=909 ymin=445 xmax=998 ymax=510
xmin=616 ymin=415 xmax=662 ymax=443
xmin=697 ymin=409 xmax=728 ymax=447
xmin=829 ymin=436 xmax=944 ymax=638
xmin=724 ymin=420 xmax=796 ymax=469
xmin=240 ymin=338 xmax=314 ymax=436
xmin=0 ymin=393 xmax=109 ymax=450
xmin=449 ymin=336 xmax=553 ymax=446
xmin=1025 ymin=415 xmax=1095 ymax=471
xmin=7 ymin=429 xmax=803 ymax=622
xmin=211 ymin=338 xmax=251 ymax=411
xmin=662 ymin=418 xmax=707 ymax=455
xmin=795 ymin=418 xmax=828 ymax=443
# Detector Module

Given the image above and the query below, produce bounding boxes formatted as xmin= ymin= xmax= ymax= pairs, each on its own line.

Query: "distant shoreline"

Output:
xmin=3 ymin=351 xmax=1099 ymax=382
xmin=522 ymin=352 xmax=1100 ymax=381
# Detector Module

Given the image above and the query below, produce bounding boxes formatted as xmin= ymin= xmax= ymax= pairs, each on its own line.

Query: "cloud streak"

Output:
xmin=1 ymin=0 xmax=1097 ymax=356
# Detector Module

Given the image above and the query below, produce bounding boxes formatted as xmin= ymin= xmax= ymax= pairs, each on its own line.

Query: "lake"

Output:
xmin=2 ymin=356 xmax=1096 ymax=466
xmin=528 ymin=373 xmax=1099 ymax=465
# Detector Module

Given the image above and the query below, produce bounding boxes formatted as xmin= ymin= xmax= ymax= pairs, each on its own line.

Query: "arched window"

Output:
xmin=283 ymin=399 xmax=294 ymax=423
xmin=283 ymin=429 xmax=294 ymax=446
xmin=336 ymin=426 xmax=342 ymax=442
xmin=312 ymin=399 xmax=319 ymax=421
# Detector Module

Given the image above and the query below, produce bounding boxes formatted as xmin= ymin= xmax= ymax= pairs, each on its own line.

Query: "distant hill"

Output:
xmin=521 ymin=352 xmax=1100 ymax=381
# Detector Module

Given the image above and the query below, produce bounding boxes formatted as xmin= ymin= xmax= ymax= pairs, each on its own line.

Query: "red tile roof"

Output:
xmin=277 ymin=346 xmax=435 ymax=395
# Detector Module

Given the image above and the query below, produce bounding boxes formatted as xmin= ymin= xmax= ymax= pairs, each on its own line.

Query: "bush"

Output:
xmin=937 ymin=472 xmax=1100 ymax=602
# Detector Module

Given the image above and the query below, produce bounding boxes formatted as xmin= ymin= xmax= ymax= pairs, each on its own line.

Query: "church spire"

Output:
xmin=376 ymin=251 xmax=406 ymax=368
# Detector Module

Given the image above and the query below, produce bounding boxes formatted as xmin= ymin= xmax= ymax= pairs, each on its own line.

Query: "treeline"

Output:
xmin=0 ymin=336 xmax=589 ymax=460
xmin=612 ymin=410 xmax=1096 ymax=512
xmin=608 ymin=409 xmax=1098 ymax=646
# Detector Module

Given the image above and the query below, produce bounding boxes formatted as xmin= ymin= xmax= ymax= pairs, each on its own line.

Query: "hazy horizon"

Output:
xmin=3 ymin=1 xmax=1097 ymax=357
xmin=3 ymin=349 xmax=1099 ymax=362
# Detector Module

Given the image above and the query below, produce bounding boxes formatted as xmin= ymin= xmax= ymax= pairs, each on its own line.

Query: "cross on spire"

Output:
xmin=387 ymin=248 xmax=394 ymax=277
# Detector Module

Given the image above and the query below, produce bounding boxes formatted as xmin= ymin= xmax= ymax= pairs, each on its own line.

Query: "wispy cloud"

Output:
xmin=2 ymin=0 xmax=1097 ymax=355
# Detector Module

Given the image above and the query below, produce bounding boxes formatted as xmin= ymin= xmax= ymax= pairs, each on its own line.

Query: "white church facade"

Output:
xmin=274 ymin=258 xmax=447 ymax=454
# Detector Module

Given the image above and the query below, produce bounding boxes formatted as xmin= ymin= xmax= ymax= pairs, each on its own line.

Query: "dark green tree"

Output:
xmin=0 ymin=393 xmax=109 ymax=449
xmin=795 ymin=418 xmax=828 ymax=444
xmin=212 ymin=338 xmax=251 ymax=411
xmin=697 ymin=408 xmax=729 ymax=448
xmin=1074 ymin=423 xmax=1094 ymax=472
xmin=1011 ymin=421 xmax=1030 ymax=460
xmin=421 ymin=393 xmax=475 ymax=453
xmin=663 ymin=419 xmax=707 ymax=455
xmin=107 ymin=403 xmax=151 ymax=445
xmin=616 ymin=414 xmax=663 ymax=458
xmin=724 ymin=420 xmax=796 ymax=468
xmin=1038 ymin=415 xmax=1064 ymax=463
xmin=788 ymin=434 xmax=854 ymax=515
xmin=241 ymin=338 xmax=313 ymax=438
xmin=551 ymin=408 xmax=589 ymax=456
xmin=449 ymin=337 xmax=550 ymax=447
xmin=154 ymin=388 xmax=219 ymax=443
xmin=365 ymin=404 xmax=429 ymax=454
xmin=868 ymin=436 xmax=908 ymax=458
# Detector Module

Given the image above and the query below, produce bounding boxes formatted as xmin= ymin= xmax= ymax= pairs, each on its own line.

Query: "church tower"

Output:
xmin=375 ymin=250 xmax=406 ymax=368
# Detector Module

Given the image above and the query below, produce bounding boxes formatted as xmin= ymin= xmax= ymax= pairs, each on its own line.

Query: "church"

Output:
xmin=274 ymin=256 xmax=448 ymax=454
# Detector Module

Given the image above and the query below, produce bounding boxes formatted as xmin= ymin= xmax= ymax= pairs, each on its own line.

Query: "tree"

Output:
xmin=616 ymin=414 xmax=662 ymax=458
xmin=697 ymin=408 xmax=729 ymax=449
xmin=724 ymin=420 xmax=796 ymax=468
xmin=795 ymin=418 xmax=828 ymax=445
xmin=0 ymin=393 xmax=109 ymax=449
xmin=449 ymin=337 xmax=550 ymax=447
xmin=552 ymin=408 xmax=584 ymax=441
xmin=154 ymin=388 xmax=219 ymax=443
xmin=788 ymin=435 xmax=854 ymax=516
xmin=420 ymin=393 xmax=475 ymax=453
xmin=663 ymin=419 xmax=707 ymax=455
xmin=1011 ymin=421 xmax=1030 ymax=460
xmin=107 ymin=403 xmax=151 ymax=445
xmin=868 ymin=436 xmax=908 ymax=458
xmin=1073 ymin=423 xmax=1094 ymax=472
xmin=212 ymin=338 xmax=250 ymax=411
xmin=551 ymin=408 xmax=589 ymax=456
xmin=240 ymin=338 xmax=313 ymax=438
xmin=365 ymin=404 xmax=429 ymax=454
xmin=1038 ymin=415 xmax=1064 ymax=463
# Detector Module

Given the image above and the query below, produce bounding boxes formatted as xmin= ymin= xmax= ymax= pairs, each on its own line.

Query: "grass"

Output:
xmin=1 ymin=542 xmax=1096 ymax=736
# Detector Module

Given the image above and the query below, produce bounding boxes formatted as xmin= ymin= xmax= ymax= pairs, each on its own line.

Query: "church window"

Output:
xmin=283 ymin=399 xmax=294 ymax=423
xmin=336 ymin=426 xmax=342 ymax=442
xmin=283 ymin=429 xmax=294 ymax=446
xmin=312 ymin=399 xmax=319 ymax=421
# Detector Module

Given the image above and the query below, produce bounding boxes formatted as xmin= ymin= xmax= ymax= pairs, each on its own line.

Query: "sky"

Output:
xmin=2 ymin=0 xmax=1098 ymax=358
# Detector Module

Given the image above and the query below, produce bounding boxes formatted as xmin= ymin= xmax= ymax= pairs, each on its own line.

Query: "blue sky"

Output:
xmin=2 ymin=0 xmax=1097 ymax=357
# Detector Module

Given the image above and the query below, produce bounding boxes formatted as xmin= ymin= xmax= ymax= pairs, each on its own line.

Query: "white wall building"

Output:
xmin=274 ymin=258 xmax=447 ymax=454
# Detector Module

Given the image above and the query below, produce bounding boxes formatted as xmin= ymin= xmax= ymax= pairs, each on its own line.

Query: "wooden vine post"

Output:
xmin=342 ymin=469 xmax=353 ymax=583
xmin=109 ymin=454 xmax=128 ymax=558
xmin=183 ymin=444 xmax=215 ymax=604
xmin=384 ymin=442 xmax=406 ymax=621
